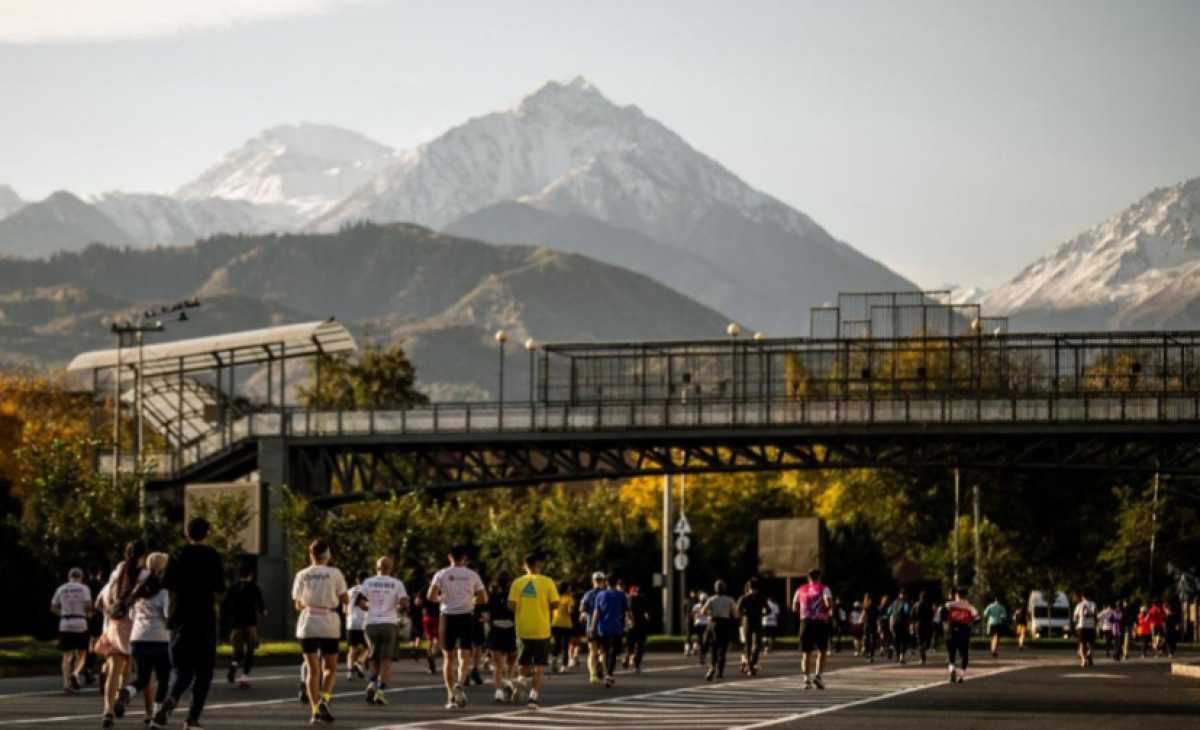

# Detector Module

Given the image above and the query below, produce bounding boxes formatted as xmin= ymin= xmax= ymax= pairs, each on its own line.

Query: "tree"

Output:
xmin=187 ymin=490 xmax=253 ymax=577
xmin=300 ymin=339 xmax=430 ymax=410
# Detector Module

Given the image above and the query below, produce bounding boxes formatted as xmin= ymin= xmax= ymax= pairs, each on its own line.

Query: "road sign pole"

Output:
xmin=663 ymin=474 xmax=676 ymax=634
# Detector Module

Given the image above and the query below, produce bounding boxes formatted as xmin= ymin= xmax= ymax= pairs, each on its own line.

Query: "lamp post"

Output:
xmin=495 ymin=329 xmax=508 ymax=428
xmin=753 ymin=332 xmax=766 ymax=418
xmin=727 ymin=323 xmax=741 ymax=422
xmin=524 ymin=338 xmax=539 ymax=412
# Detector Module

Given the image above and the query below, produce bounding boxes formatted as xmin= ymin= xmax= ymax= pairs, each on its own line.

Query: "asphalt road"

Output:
xmin=0 ymin=648 xmax=1194 ymax=729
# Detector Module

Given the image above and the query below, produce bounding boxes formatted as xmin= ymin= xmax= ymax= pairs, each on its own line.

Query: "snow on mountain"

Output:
xmin=944 ymin=284 xmax=987 ymax=305
xmin=313 ymin=77 xmax=914 ymax=334
xmin=92 ymin=192 xmax=301 ymax=246
xmin=982 ymin=177 xmax=1200 ymax=330
xmin=0 ymin=191 xmax=133 ymax=258
xmin=177 ymin=123 xmax=395 ymax=219
xmin=0 ymin=185 xmax=22 ymax=219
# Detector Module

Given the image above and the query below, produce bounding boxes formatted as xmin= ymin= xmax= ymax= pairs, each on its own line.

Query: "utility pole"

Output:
xmin=973 ymin=481 xmax=982 ymax=597
xmin=953 ymin=468 xmax=961 ymax=589
xmin=663 ymin=474 xmax=675 ymax=634
xmin=1149 ymin=470 xmax=1160 ymax=593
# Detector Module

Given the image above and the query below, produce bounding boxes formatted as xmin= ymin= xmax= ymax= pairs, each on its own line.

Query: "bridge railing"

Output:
xmin=140 ymin=392 xmax=1200 ymax=477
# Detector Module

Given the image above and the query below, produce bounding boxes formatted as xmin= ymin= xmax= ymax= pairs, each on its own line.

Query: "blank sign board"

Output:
xmin=184 ymin=481 xmax=262 ymax=555
xmin=758 ymin=517 xmax=825 ymax=577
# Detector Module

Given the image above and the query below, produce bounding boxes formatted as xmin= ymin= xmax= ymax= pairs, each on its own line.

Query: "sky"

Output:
xmin=2 ymin=0 xmax=1199 ymax=289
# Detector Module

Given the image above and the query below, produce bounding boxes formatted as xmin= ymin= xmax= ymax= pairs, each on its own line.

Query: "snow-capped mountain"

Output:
xmin=313 ymin=77 xmax=914 ymax=333
xmin=0 ymin=185 xmax=22 ymax=219
xmin=177 ymin=123 xmax=395 ymax=219
xmin=945 ymin=284 xmax=987 ymax=305
xmin=982 ymin=177 xmax=1200 ymax=330
xmin=0 ymin=191 xmax=134 ymax=258
xmin=92 ymin=192 xmax=300 ymax=247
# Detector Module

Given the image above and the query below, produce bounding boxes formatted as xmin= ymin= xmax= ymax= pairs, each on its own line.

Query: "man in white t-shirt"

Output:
xmin=427 ymin=545 xmax=487 ymax=710
xmin=346 ymin=572 xmax=370 ymax=681
xmin=1074 ymin=593 xmax=1098 ymax=667
xmin=50 ymin=567 xmax=93 ymax=693
xmin=363 ymin=556 xmax=409 ymax=706
xmin=292 ymin=539 xmax=348 ymax=725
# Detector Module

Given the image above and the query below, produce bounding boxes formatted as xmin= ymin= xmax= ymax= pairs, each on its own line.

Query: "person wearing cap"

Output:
xmin=292 ymin=539 xmax=349 ymax=724
xmin=51 ymin=567 xmax=93 ymax=694
xmin=428 ymin=545 xmax=487 ymax=710
xmin=579 ymin=572 xmax=608 ymax=683
xmin=508 ymin=552 xmax=559 ymax=708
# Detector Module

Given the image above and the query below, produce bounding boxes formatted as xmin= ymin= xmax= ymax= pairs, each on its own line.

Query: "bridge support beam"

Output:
xmin=258 ymin=437 xmax=292 ymax=641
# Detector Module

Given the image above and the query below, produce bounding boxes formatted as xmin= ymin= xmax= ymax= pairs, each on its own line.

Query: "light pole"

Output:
xmin=524 ymin=338 xmax=539 ymax=409
xmin=753 ymin=331 xmax=766 ymax=416
xmin=727 ymin=323 xmax=741 ymax=422
xmin=495 ymin=329 xmax=508 ymax=428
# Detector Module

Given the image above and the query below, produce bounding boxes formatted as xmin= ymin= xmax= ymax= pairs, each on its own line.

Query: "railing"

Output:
xmin=121 ymin=392 xmax=1200 ymax=478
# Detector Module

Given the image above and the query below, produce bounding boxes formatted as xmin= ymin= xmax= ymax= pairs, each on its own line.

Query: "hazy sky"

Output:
xmin=2 ymin=0 xmax=1198 ymax=289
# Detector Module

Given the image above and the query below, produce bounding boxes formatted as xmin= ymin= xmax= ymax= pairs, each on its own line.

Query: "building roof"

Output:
xmin=67 ymin=319 xmax=356 ymax=377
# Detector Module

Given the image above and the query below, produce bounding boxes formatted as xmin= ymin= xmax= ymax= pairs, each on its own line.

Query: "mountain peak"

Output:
xmin=0 ymin=184 xmax=24 ymax=219
xmin=516 ymin=76 xmax=630 ymax=119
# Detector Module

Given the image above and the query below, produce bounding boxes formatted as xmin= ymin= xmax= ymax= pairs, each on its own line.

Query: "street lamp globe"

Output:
xmin=753 ymin=331 xmax=765 ymax=341
xmin=495 ymin=329 xmax=508 ymax=344
xmin=524 ymin=337 xmax=539 ymax=351
xmin=726 ymin=323 xmax=742 ymax=338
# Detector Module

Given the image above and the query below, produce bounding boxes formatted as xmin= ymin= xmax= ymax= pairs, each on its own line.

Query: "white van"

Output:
xmin=1028 ymin=590 xmax=1071 ymax=638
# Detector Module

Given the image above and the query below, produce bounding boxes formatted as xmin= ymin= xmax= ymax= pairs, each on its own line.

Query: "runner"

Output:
xmin=877 ymin=594 xmax=893 ymax=660
xmin=292 ymin=539 xmax=349 ymax=725
xmin=486 ymin=576 xmax=518 ymax=703
xmin=592 ymin=573 xmax=631 ymax=687
xmin=113 ymin=552 xmax=171 ymax=726
xmin=508 ymin=551 xmax=559 ymax=708
xmin=623 ymin=584 xmax=650 ymax=672
xmin=428 ymin=545 xmax=487 ymax=710
xmin=50 ymin=567 xmax=93 ymax=694
xmin=683 ymin=590 xmax=700 ymax=656
xmin=1098 ymin=604 xmax=1115 ymax=658
xmin=346 ymin=572 xmax=370 ymax=681
xmin=763 ymin=596 xmax=781 ymax=654
xmin=983 ymin=596 xmax=1008 ymax=659
xmin=849 ymin=600 xmax=864 ymax=657
xmin=100 ymin=541 xmax=146 ymax=729
xmin=469 ymin=595 xmax=488 ymax=687
xmin=1147 ymin=601 xmax=1166 ymax=655
xmin=550 ymin=581 xmax=575 ymax=674
xmin=84 ymin=564 xmax=106 ymax=686
xmin=691 ymin=592 xmax=711 ymax=665
xmin=222 ymin=563 xmax=266 ymax=688
xmin=1012 ymin=603 xmax=1028 ymax=652
xmin=153 ymin=518 xmax=225 ymax=730
xmin=1109 ymin=601 xmax=1125 ymax=661
xmin=890 ymin=589 xmax=913 ymax=664
xmin=861 ymin=593 xmax=878 ymax=663
xmin=702 ymin=580 xmax=738 ymax=682
xmin=1073 ymin=592 xmax=1097 ymax=667
xmin=793 ymin=569 xmax=833 ymax=689
xmin=579 ymin=572 xmax=608 ymax=683
xmin=736 ymin=578 xmax=766 ymax=676
xmin=913 ymin=591 xmax=935 ymax=665
xmin=417 ymin=592 xmax=441 ymax=674
xmin=931 ymin=600 xmax=946 ymax=651
xmin=1164 ymin=603 xmax=1181 ymax=658
xmin=1136 ymin=604 xmax=1152 ymax=657
xmin=363 ymin=556 xmax=409 ymax=706
xmin=943 ymin=587 xmax=980 ymax=683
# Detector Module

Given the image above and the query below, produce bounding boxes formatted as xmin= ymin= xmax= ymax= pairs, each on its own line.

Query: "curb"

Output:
xmin=1171 ymin=661 xmax=1200 ymax=679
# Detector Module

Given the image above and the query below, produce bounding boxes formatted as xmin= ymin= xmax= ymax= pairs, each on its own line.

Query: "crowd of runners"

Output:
xmin=48 ymin=518 xmax=1186 ymax=728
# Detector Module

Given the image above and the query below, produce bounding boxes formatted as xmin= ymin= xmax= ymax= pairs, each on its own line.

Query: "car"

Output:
xmin=1028 ymin=590 xmax=1071 ymax=638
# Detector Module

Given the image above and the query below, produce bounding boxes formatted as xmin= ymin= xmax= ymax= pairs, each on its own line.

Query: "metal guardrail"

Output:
xmin=118 ymin=393 xmax=1200 ymax=478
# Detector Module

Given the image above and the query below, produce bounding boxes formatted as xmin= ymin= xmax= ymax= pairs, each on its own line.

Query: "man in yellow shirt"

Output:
xmin=508 ymin=552 xmax=559 ymax=709
xmin=550 ymin=583 xmax=575 ymax=674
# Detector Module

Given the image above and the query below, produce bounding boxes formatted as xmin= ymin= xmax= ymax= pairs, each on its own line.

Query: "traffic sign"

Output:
xmin=674 ymin=515 xmax=692 ymax=535
xmin=674 ymin=535 xmax=691 ymax=552
xmin=673 ymin=552 xmax=689 ymax=571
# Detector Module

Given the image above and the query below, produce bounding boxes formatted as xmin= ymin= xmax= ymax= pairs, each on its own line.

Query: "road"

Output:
xmin=0 ymin=649 xmax=1194 ymax=728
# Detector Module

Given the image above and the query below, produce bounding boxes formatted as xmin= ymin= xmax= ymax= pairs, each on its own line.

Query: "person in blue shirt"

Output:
xmin=578 ymin=572 xmax=608 ymax=684
xmin=591 ymin=578 xmax=632 ymax=688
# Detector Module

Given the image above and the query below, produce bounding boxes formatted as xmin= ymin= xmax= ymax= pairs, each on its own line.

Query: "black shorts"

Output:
xmin=988 ymin=625 xmax=1003 ymax=637
xmin=300 ymin=638 xmax=340 ymax=656
xmin=799 ymin=620 xmax=830 ymax=653
xmin=440 ymin=613 xmax=474 ymax=651
xmin=472 ymin=616 xmax=487 ymax=648
xmin=489 ymin=627 xmax=517 ymax=654
xmin=348 ymin=629 xmax=367 ymax=648
xmin=58 ymin=631 xmax=89 ymax=652
xmin=517 ymin=638 xmax=550 ymax=667
xmin=1078 ymin=628 xmax=1096 ymax=644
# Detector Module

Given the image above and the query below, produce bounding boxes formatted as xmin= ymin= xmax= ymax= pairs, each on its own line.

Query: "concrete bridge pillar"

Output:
xmin=257 ymin=437 xmax=292 ymax=641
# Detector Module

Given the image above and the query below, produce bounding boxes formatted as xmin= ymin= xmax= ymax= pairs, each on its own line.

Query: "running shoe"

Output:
xmin=445 ymin=701 xmax=458 ymax=710
xmin=948 ymin=666 xmax=956 ymax=683
xmin=604 ymin=676 xmax=615 ymax=688
xmin=316 ymin=700 xmax=335 ymax=723
xmin=589 ymin=673 xmax=600 ymax=684
xmin=813 ymin=675 xmax=825 ymax=690
xmin=956 ymin=672 xmax=965 ymax=684
xmin=494 ymin=688 xmax=506 ymax=703
xmin=366 ymin=682 xmax=377 ymax=704
xmin=298 ymin=682 xmax=308 ymax=704
xmin=114 ymin=686 xmax=131 ymax=718
xmin=704 ymin=667 xmax=715 ymax=682
xmin=102 ymin=714 xmax=115 ymax=729
xmin=470 ymin=668 xmax=484 ymax=686
xmin=227 ymin=663 xmax=238 ymax=684
xmin=452 ymin=683 xmax=467 ymax=708
xmin=68 ymin=673 xmax=81 ymax=692
xmin=803 ymin=677 xmax=813 ymax=690
xmin=527 ymin=697 xmax=541 ymax=709
xmin=373 ymin=692 xmax=389 ymax=706
xmin=183 ymin=722 xmax=206 ymax=730
xmin=151 ymin=698 xmax=174 ymax=728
